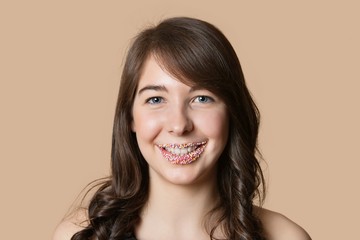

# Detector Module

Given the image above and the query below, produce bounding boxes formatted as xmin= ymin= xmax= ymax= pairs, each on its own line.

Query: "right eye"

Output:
xmin=146 ymin=97 xmax=164 ymax=104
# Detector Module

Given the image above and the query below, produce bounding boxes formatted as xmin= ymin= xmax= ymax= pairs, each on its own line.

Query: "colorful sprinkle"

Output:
xmin=157 ymin=141 xmax=207 ymax=165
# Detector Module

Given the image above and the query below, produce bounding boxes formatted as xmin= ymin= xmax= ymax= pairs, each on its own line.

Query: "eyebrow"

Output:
xmin=189 ymin=85 xmax=206 ymax=93
xmin=137 ymin=84 xmax=207 ymax=95
xmin=137 ymin=85 xmax=168 ymax=95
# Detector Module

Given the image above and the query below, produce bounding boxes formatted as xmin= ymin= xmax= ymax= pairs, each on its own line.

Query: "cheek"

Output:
xmin=195 ymin=110 xmax=229 ymax=141
xmin=132 ymin=110 xmax=163 ymax=142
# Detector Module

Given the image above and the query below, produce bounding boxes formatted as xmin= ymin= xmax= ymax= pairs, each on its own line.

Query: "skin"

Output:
xmin=53 ymin=208 xmax=312 ymax=240
xmin=131 ymin=56 xmax=229 ymax=239
xmin=52 ymin=56 xmax=312 ymax=240
xmin=131 ymin=55 xmax=229 ymax=186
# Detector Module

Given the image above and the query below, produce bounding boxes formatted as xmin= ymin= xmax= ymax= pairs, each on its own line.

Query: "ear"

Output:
xmin=131 ymin=120 xmax=136 ymax=132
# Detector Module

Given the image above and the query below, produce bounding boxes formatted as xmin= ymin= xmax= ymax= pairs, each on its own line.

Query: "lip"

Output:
xmin=156 ymin=141 xmax=207 ymax=165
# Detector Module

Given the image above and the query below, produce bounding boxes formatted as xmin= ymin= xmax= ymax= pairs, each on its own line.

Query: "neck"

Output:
xmin=135 ymin=170 xmax=220 ymax=239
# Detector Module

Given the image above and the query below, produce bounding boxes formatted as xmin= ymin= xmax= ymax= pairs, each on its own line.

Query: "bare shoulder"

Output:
xmin=255 ymin=207 xmax=312 ymax=240
xmin=52 ymin=208 xmax=88 ymax=240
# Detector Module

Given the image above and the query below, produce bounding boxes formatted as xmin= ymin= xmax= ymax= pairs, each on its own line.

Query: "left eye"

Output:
xmin=193 ymin=96 xmax=213 ymax=103
xmin=146 ymin=97 xmax=164 ymax=104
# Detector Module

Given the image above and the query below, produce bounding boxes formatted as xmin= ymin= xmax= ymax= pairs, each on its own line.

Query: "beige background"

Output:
xmin=1 ymin=1 xmax=359 ymax=239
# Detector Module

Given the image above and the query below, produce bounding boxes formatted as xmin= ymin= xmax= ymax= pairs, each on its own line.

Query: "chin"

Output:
xmin=151 ymin=160 xmax=218 ymax=187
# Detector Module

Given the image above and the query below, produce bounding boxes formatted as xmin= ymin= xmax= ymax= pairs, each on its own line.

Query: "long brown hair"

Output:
xmin=72 ymin=17 xmax=266 ymax=240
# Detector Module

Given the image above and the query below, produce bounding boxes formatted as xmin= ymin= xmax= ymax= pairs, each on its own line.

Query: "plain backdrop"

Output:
xmin=1 ymin=1 xmax=359 ymax=239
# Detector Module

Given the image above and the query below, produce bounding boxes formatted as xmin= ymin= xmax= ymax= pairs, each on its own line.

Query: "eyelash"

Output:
xmin=145 ymin=95 xmax=214 ymax=105
xmin=146 ymin=97 xmax=164 ymax=104
xmin=193 ymin=96 xmax=214 ymax=103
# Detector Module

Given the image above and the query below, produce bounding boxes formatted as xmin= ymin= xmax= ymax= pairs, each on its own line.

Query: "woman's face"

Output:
xmin=131 ymin=56 xmax=229 ymax=186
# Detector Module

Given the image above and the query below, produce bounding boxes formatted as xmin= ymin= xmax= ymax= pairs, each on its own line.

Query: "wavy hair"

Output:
xmin=71 ymin=17 xmax=266 ymax=240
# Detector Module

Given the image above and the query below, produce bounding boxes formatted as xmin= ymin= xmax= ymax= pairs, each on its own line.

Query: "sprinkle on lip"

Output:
xmin=157 ymin=141 xmax=207 ymax=149
xmin=157 ymin=141 xmax=207 ymax=165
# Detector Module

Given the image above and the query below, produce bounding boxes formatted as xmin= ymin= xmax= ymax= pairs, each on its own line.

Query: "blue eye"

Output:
xmin=194 ymin=96 xmax=213 ymax=103
xmin=146 ymin=97 xmax=163 ymax=104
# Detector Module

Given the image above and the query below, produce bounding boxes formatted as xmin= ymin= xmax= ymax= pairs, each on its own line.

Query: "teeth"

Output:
xmin=181 ymin=148 xmax=187 ymax=155
xmin=165 ymin=146 xmax=196 ymax=155
xmin=159 ymin=143 xmax=207 ymax=165
xmin=160 ymin=141 xmax=207 ymax=156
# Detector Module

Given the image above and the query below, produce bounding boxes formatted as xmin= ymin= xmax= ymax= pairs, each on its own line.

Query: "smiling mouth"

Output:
xmin=156 ymin=141 xmax=207 ymax=165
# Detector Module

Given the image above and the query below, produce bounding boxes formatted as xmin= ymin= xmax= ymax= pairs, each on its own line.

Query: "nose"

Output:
xmin=165 ymin=104 xmax=193 ymax=135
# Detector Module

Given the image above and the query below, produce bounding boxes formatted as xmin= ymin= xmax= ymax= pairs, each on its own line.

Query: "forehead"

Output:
xmin=138 ymin=56 xmax=168 ymax=83
xmin=137 ymin=56 xmax=194 ymax=90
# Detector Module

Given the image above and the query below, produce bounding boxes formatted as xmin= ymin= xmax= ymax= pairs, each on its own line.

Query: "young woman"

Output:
xmin=53 ymin=17 xmax=311 ymax=240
